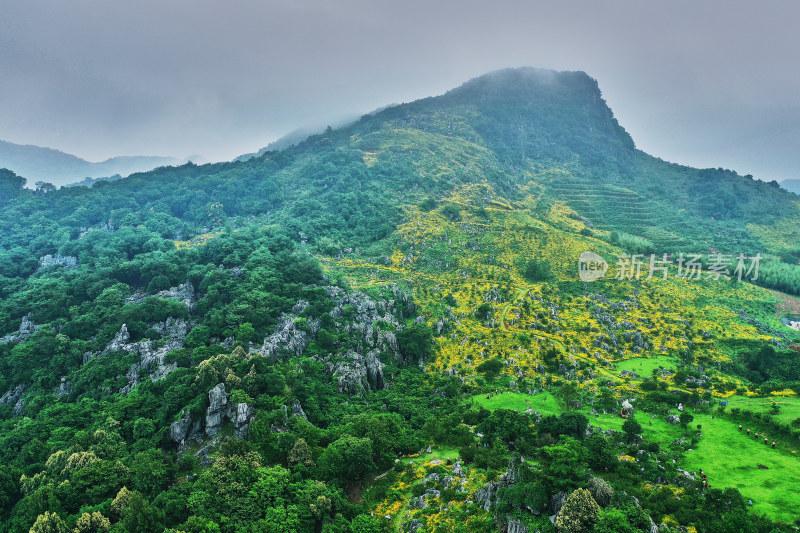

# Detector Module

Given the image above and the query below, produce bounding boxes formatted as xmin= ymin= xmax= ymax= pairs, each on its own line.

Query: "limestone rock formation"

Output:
xmin=38 ymin=253 xmax=77 ymax=270
xmin=205 ymin=383 xmax=230 ymax=437
xmin=233 ymin=403 xmax=253 ymax=439
xmin=0 ymin=315 xmax=39 ymax=344
xmin=291 ymin=399 xmax=308 ymax=421
xmin=82 ymin=318 xmax=189 ymax=393
xmin=0 ymin=384 xmax=25 ymax=415
xmin=157 ymin=281 xmax=197 ymax=311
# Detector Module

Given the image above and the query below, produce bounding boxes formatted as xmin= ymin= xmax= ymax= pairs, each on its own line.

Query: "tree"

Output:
xmin=537 ymin=413 xmax=588 ymax=441
xmin=34 ymin=181 xmax=57 ymax=194
xmin=585 ymin=434 xmax=616 ymax=473
xmin=475 ymin=357 xmax=503 ymax=380
xmin=318 ymin=435 xmax=375 ymax=483
xmin=396 ymin=323 xmax=433 ymax=363
xmin=555 ymin=488 xmax=600 ymax=533
xmin=29 ymin=511 xmax=69 ymax=533
xmin=234 ymin=322 xmax=257 ymax=346
xmin=540 ymin=437 xmax=588 ymax=493
xmin=0 ymin=168 xmax=26 ymax=197
xmin=288 ymin=438 xmax=314 ymax=470
xmin=555 ymin=383 xmax=580 ymax=410
xmin=73 ymin=511 xmax=110 ymax=533
xmin=587 ymin=476 xmax=613 ymax=507
xmin=679 ymin=411 xmax=694 ymax=429
xmin=594 ymin=508 xmax=638 ymax=533
xmin=111 ymin=488 xmax=164 ymax=533
xmin=621 ymin=418 xmax=642 ymax=443
xmin=349 ymin=514 xmax=382 ymax=533
xmin=522 ymin=259 xmax=553 ymax=282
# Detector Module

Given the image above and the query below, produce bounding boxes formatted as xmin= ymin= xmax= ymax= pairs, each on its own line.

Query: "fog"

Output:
xmin=1 ymin=0 xmax=798 ymax=181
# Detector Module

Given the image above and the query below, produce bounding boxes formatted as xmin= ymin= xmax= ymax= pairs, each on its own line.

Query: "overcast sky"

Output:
xmin=1 ymin=0 xmax=798 ymax=181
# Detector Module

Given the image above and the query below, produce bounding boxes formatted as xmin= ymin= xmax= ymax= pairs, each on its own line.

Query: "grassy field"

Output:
xmin=684 ymin=413 xmax=800 ymax=523
xmin=468 ymin=391 xmax=561 ymax=415
xmin=725 ymin=394 xmax=800 ymax=427
xmin=615 ymin=355 xmax=677 ymax=376
xmin=399 ymin=445 xmax=461 ymax=466
xmin=467 ymin=391 xmax=800 ymax=522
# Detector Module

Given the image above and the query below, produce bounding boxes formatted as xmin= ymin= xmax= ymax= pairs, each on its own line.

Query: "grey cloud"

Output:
xmin=0 ymin=0 xmax=798 ymax=180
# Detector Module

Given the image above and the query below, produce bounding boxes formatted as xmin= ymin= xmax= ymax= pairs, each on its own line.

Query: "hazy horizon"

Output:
xmin=2 ymin=1 xmax=799 ymax=181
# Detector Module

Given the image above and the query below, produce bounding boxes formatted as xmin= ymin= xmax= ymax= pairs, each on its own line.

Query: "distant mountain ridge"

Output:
xmin=781 ymin=178 xmax=800 ymax=194
xmin=0 ymin=139 xmax=179 ymax=187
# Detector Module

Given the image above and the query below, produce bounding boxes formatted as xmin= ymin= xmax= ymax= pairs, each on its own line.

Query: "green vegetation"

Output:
xmin=615 ymin=356 xmax=676 ymax=376
xmin=1 ymin=67 xmax=799 ymax=531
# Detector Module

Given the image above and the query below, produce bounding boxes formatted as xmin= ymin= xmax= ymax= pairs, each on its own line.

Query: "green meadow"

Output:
xmin=468 ymin=390 xmax=800 ymax=522
xmin=684 ymin=414 xmax=800 ymax=523
xmin=615 ymin=355 xmax=677 ymax=376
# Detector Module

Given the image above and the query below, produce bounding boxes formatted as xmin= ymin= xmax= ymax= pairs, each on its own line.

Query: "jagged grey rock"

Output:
xmin=205 ymin=383 xmax=230 ymax=437
xmin=56 ymin=377 xmax=71 ymax=398
xmin=233 ymin=403 xmax=253 ymax=439
xmin=549 ymin=491 xmax=569 ymax=515
xmin=408 ymin=519 xmax=423 ymax=532
xmin=12 ymin=397 xmax=24 ymax=416
xmin=328 ymin=350 xmax=386 ymax=395
xmin=425 ymin=473 xmax=440 ymax=483
xmin=506 ymin=518 xmax=528 ymax=533
xmin=0 ymin=315 xmax=39 ymax=344
xmin=38 ymin=253 xmax=77 ymax=270
xmin=291 ymin=399 xmax=308 ymax=421
xmin=256 ymin=314 xmax=316 ymax=359
xmin=90 ymin=318 xmax=190 ymax=394
xmin=0 ymin=384 xmax=24 ymax=406
xmin=157 ymin=281 xmax=196 ymax=311
xmin=170 ymin=410 xmax=194 ymax=443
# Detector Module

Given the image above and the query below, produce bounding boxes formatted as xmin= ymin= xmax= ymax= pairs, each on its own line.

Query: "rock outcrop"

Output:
xmin=233 ymin=403 xmax=253 ymax=439
xmin=251 ymin=285 xmax=412 ymax=396
xmin=38 ymin=253 xmax=77 ymax=270
xmin=0 ymin=315 xmax=39 ymax=344
xmin=327 ymin=350 xmax=386 ymax=395
xmin=291 ymin=399 xmax=308 ymax=421
xmin=170 ymin=410 xmax=202 ymax=444
xmin=157 ymin=281 xmax=197 ymax=311
xmin=256 ymin=314 xmax=317 ymax=359
xmin=56 ymin=377 xmax=71 ymax=398
xmin=81 ymin=318 xmax=189 ymax=393
xmin=0 ymin=384 xmax=25 ymax=416
xmin=205 ymin=383 xmax=230 ymax=437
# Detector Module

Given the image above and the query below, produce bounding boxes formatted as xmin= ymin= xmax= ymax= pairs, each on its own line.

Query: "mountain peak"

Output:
xmin=418 ymin=66 xmax=635 ymax=170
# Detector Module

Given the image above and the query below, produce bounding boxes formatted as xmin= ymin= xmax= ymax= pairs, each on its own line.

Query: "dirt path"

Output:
xmin=769 ymin=289 xmax=800 ymax=317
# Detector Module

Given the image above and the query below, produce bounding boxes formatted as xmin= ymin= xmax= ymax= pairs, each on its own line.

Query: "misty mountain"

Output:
xmin=0 ymin=139 xmax=179 ymax=187
xmin=235 ymin=105 xmax=397 ymax=161
xmin=1 ymin=67 xmax=800 ymax=532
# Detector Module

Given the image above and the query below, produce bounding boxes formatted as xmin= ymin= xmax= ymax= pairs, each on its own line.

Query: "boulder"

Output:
xmin=170 ymin=410 xmax=194 ymax=443
xmin=549 ymin=491 xmax=569 ymax=515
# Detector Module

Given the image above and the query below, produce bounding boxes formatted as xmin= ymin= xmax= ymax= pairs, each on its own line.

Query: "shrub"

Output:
xmin=555 ymin=488 xmax=601 ymax=533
